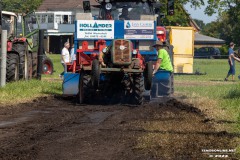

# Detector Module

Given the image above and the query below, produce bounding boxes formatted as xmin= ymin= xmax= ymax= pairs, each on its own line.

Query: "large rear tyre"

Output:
xmin=13 ymin=43 xmax=28 ymax=79
xmin=27 ymin=52 xmax=33 ymax=80
xmin=42 ymin=56 xmax=54 ymax=75
xmin=78 ymin=74 xmax=84 ymax=104
xmin=32 ymin=52 xmax=38 ymax=78
xmin=78 ymin=72 xmax=91 ymax=104
xmin=91 ymin=59 xmax=100 ymax=89
xmin=132 ymin=74 xmax=144 ymax=105
xmin=6 ymin=53 xmax=20 ymax=82
xmin=144 ymin=61 xmax=153 ymax=90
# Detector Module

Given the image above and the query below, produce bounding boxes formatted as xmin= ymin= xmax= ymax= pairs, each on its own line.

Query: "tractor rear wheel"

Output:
xmin=78 ymin=72 xmax=91 ymax=104
xmin=42 ymin=56 xmax=54 ymax=75
xmin=78 ymin=74 xmax=84 ymax=104
xmin=6 ymin=53 xmax=20 ymax=82
xmin=32 ymin=52 xmax=38 ymax=78
xmin=14 ymin=43 xmax=28 ymax=79
xmin=144 ymin=61 xmax=153 ymax=90
xmin=27 ymin=52 xmax=33 ymax=79
xmin=91 ymin=59 xmax=100 ymax=88
xmin=132 ymin=74 xmax=144 ymax=105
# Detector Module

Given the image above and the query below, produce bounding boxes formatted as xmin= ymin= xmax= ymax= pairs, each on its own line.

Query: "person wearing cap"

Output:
xmin=152 ymin=41 xmax=173 ymax=74
xmin=224 ymin=42 xmax=240 ymax=81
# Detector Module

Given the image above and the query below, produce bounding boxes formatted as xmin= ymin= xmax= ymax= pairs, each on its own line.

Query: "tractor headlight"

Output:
xmin=105 ymin=3 xmax=112 ymax=10
xmin=156 ymin=30 xmax=164 ymax=34
xmin=133 ymin=50 xmax=137 ymax=55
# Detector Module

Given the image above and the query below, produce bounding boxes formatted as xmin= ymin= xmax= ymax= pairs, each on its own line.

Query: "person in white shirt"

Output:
xmin=60 ymin=42 xmax=70 ymax=77
xmin=70 ymin=44 xmax=76 ymax=63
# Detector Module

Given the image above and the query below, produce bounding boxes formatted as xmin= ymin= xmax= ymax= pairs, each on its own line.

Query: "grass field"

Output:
xmin=174 ymin=59 xmax=240 ymax=154
xmin=0 ymin=54 xmax=63 ymax=105
xmin=175 ymin=59 xmax=240 ymax=128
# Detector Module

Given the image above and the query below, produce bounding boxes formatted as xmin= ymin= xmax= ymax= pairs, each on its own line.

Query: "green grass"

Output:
xmin=175 ymin=59 xmax=240 ymax=122
xmin=0 ymin=54 xmax=63 ymax=105
xmin=175 ymin=59 xmax=240 ymax=81
xmin=0 ymin=79 xmax=62 ymax=104
xmin=175 ymin=59 xmax=240 ymax=155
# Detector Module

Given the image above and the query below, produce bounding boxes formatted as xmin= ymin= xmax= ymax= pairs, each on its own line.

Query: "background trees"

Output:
xmin=1 ymin=0 xmax=42 ymax=13
xmin=193 ymin=1 xmax=239 ymax=51
xmin=1 ymin=0 xmax=238 ymax=47
xmin=162 ymin=0 xmax=239 ymax=51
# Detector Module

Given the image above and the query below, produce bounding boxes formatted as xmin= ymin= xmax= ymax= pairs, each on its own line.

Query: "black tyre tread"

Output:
xmin=144 ymin=61 xmax=153 ymax=90
xmin=92 ymin=59 xmax=100 ymax=88
xmin=28 ymin=52 xmax=33 ymax=79
xmin=78 ymin=73 xmax=91 ymax=104
xmin=13 ymin=43 xmax=28 ymax=79
xmin=6 ymin=53 xmax=19 ymax=82
xmin=42 ymin=56 xmax=54 ymax=74
xmin=32 ymin=52 xmax=38 ymax=78
xmin=79 ymin=75 xmax=84 ymax=104
xmin=133 ymin=74 xmax=144 ymax=105
xmin=24 ymin=49 xmax=30 ymax=80
xmin=83 ymin=74 xmax=91 ymax=102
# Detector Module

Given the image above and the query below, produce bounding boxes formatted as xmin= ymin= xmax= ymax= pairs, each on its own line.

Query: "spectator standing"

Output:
xmin=60 ymin=42 xmax=70 ymax=78
xmin=224 ymin=42 xmax=240 ymax=81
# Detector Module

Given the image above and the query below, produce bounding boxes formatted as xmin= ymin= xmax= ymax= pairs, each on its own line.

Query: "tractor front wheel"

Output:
xmin=42 ymin=56 xmax=54 ymax=75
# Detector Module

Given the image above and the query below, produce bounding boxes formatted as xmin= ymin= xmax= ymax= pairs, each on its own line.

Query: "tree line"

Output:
xmin=1 ymin=0 xmax=236 ymax=48
xmin=162 ymin=0 xmax=238 ymax=54
xmin=1 ymin=0 xmax=42 ymax=13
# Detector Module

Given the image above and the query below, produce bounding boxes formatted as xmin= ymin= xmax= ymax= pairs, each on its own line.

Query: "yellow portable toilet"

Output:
xmin=166 ymin=26 xmax=194 ymax=73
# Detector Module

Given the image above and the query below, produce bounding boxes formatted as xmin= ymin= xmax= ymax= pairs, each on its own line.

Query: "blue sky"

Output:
xmin=184 ymin=3 xmax=218 ymax=24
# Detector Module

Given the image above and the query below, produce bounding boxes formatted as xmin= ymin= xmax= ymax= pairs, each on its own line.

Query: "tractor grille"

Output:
xmin=112 ymin=39 xmax=132 ymax=66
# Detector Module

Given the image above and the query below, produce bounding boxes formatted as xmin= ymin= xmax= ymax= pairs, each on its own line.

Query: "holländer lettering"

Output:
xmin=80 ymin=22 xmax=112 ymax=28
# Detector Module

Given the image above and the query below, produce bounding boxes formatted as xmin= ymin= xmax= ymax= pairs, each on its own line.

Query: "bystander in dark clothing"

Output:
xmin=119 ymin=7 xmax=130 ymax=20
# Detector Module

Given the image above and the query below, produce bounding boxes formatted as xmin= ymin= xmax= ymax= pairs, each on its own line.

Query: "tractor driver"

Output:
xmin=119 ymin=7 xmax=130 ymax=20
xmin=99 ymin=47 xmax=108 ymax=67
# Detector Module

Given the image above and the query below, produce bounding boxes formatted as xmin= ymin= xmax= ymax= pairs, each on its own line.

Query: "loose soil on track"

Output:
xmin=0 ymin=96 xmax=239 ymax=160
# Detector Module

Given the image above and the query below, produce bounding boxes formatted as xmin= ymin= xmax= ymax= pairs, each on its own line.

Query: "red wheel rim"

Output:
xmin=43 ymin=62 xmax=52 ymax=74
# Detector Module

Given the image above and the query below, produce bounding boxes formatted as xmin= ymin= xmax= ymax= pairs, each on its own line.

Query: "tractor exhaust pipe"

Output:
xmin=37 ymin=29 xmax=44 ymax=80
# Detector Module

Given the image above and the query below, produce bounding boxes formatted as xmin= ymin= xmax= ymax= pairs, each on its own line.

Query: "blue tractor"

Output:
xmin=63 ymin=0 xmax=174 ymax=104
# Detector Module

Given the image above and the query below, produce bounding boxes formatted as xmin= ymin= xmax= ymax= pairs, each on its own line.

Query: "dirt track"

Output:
xmin=0 ymin=96 xmax=239 ymax=160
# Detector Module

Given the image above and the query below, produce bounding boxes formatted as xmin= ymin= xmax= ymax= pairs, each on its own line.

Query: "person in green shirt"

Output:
xmin=152 ymin=41 xmax=173 ymax=75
